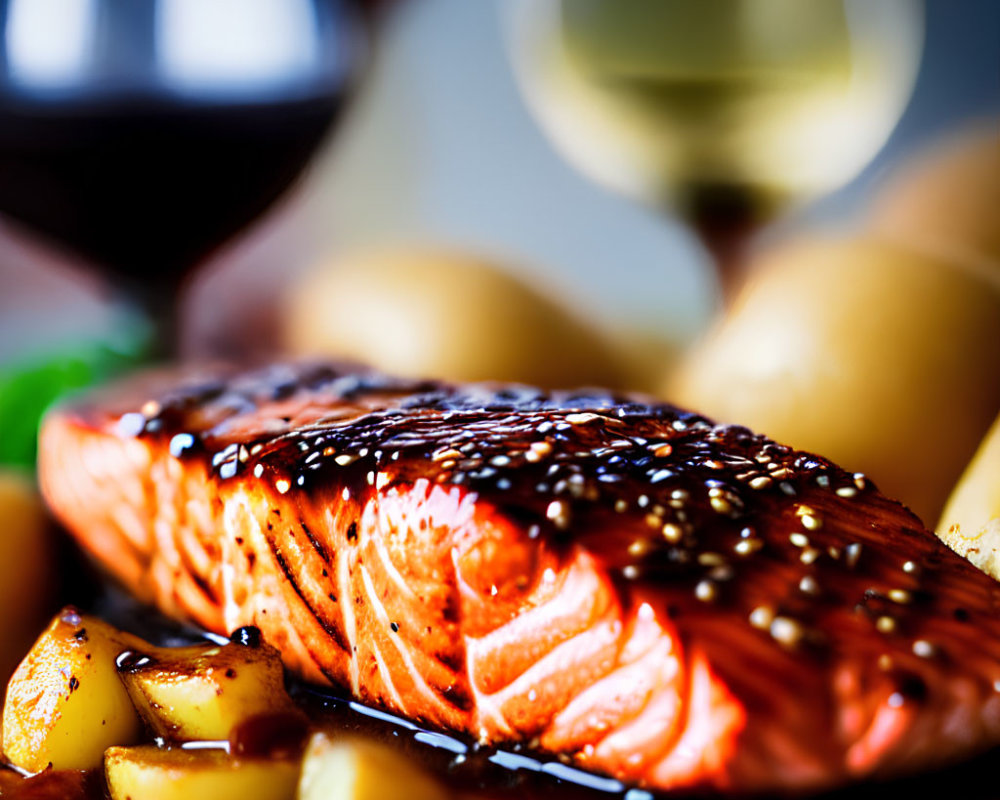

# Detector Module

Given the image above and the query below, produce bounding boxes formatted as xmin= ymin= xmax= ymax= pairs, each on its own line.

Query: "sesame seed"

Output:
xmin=695 ymin=580 xmax=717 ymax=602
xmin=770 ymin=616 xmax=803 ymax=647
xmin=801 ymin=514 xmax=823 ymax=531
xmin=779 ymin=482 xmax=797 ymax=496
xmin=251 ymin=444 xmax=264 ymax=455
xmin=253 ymin=464 xmax=264 ymax=478
xmin=853 ymin=473 xmax=867 ymax=490
xmin=789 ymin=532 xmax=809 ymax=548
xmin=670 ymin=489 xmax=689 ymax=501
xmin=902 ymin=561 xmax=920 ymax=575
xmin=637 ymin=495 xmax=650 ymax=508
xmin=912 ymin=640 xmax=935 ymax=658
xmin=653 ymin=443 xmax=673 ymax=457
xmin=734 ymin=538 xmax=762 ymax=556
xmin=645 ymin=513 xmax=662 ymax=529
xmin=888 ymin=589 xmax=912 ymax=604
xmin=749 ymin=476 xmax=772 ymax=490
xmin=799 ymin=575 xmax=820 ymax=595
xmin=709 ymin=496 xmax=732 ymax=515
xmin=628 ymin=540 xmax=649 ymax=558
xmin=546 ymin=500 xmax=570 ymax=529
xmin=141 ymin=400 xmax=161 ymax=417
xmin=845 ymin=542 xmax=863 ymax=568
xmin=816 ymin=475 xmax=830 ymax=488
xmin=800 ymin=547 xmax=820 ymax=565
xmin=749 ymin=605 xmax=774 ymax=629
xmin=876 ymin=616 xmax=896 ymax=633
xmin=334 ymin=454 xmax=356 ymax=466
xmin=441 ymin=460 xmax=456 ymax=469
xmin=531 ymin=441 xmax=553 ymax=456
xmin=490 ymin=455 xmax=511 ymax=467
xmin=662 ymin=523 xmax=684 ymax=543
xmin=827 ymin=546 xmax=841 ymax=559
xmin=566 ymin=413 xmax=600 ymax=425
xmin=376 ymin=472 xmax=391 ymax=490
xmin=614 ymin=499 xmax=628 ymax=513
xmin=342 ymin=487 xmax=351 ymax=501
xmin=238 ymin=446 xmax=249 ymax=463
xmin=366 ymin=471 xmax=375 ymax=486
xmin=836 ymin=486 xmax=857 ymax=498
xmin=622 ymin=565 xmax=640 ymax=580
xmin=433 ymin=448 xmax=462 ymax=462
xmin=698 ymin=552 xmax=725 ymax=567
xmin=275 ymin=479 xmax=290 ymax=495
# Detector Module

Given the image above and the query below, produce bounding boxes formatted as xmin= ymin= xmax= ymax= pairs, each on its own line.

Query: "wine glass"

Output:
xmin=0 ymin=0 xmax=366 ymax=354
xmin=505 ymin=0 xmax=924 ymax=300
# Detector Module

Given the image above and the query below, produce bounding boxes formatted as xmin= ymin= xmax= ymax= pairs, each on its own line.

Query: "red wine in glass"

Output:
xmin=0 ymin=0 xmax=365 ymax=353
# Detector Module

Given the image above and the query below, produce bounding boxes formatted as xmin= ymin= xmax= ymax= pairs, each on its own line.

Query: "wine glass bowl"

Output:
xmin=0 ymin=0 xmax=365 ymax=352
xmin=506 ymin=0 xmax=924 ymax=295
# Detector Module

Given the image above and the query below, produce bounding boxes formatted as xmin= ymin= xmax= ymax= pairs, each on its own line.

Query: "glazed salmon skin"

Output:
xmin=39 ymin=362 xmax=1000 ymax=794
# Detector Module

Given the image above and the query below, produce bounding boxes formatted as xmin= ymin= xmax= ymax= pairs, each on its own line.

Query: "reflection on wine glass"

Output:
xmin=506 ymin=0 xmax=924 ymax=298
xmin=0 ymin=0 xmax=365 ymax=354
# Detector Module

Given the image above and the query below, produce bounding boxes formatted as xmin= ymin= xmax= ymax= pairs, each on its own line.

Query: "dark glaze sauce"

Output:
xmin=1 ymin=583 xmax=998 ymax=800
xmin=55 ymin=361 xmax=1000 ymax=795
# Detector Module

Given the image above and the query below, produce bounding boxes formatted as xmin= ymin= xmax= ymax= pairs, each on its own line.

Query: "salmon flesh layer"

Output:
xmin=39 ymin=362 xmax=1000 ymax=794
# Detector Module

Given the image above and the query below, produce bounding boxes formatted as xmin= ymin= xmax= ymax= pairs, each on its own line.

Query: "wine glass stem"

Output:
xmin=129 ymin=272 xmax=185 ymax=360
xmin=679 ymin=184 xmax=765 ymax=305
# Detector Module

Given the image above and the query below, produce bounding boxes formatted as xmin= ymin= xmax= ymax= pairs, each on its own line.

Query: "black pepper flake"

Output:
xmin=390 ymin=622 xmax=399 ymax=633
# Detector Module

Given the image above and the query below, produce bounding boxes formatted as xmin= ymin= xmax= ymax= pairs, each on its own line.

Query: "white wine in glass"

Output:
xmin=507 ymin=0 xmax=924 ymax=296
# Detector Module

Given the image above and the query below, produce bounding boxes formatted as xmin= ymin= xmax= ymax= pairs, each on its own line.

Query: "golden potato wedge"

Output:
xmin=2 ymin=608 xmax=143 ymax=772
xmin=937 ymin=412 xmax=1000 ymax=579
xmin=105 ymin=745 xmax=299 ymax=800
xmin=118 ymin=637 xmax=294 ymax=741
xmin=298 ymin=733 xmax=449 ymax=800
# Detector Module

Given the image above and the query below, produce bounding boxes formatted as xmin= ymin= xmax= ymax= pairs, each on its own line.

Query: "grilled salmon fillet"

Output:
xmin=39 ymin=362 xmax=1000 ymax=794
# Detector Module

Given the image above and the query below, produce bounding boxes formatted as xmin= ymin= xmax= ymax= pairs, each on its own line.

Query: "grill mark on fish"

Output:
xmin=267 ymin=534 xmax=349 ymax=657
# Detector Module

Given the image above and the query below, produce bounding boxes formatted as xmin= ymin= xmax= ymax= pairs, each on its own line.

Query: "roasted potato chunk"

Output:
xmin=298 ymin=733 xmax=450 ymax=800
xmin=0 ymin=471 xmax=52 ymax=684
xmin=105 ymin=745 xmax=299 ymax=800
xmin=2 ymin=608 xmax=143 ymax=772
xmin=118 ymin=635 xmax=294 ymax=741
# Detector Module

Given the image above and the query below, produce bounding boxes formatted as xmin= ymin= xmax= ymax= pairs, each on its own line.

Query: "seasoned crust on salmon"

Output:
xmin=38 ymin=362 xmax=1000 ymax=794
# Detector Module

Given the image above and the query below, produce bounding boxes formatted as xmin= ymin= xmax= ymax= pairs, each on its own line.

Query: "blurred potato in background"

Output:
xmin=667 ymin=236 xmax=1000 ymax=526
xmin=284 ymin=245 xmax=629 ymax=389
xmin=871 ymin=120 xmax=1000 ymax=275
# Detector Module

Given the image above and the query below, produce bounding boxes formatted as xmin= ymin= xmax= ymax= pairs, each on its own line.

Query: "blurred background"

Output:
xmin=0 ymin=0 xmax=998 ymax=674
